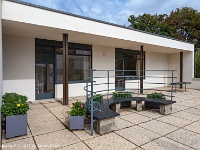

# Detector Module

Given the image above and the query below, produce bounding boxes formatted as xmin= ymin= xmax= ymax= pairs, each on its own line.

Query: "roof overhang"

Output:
xmin=2 ymin=0 xmax=194 ymax=53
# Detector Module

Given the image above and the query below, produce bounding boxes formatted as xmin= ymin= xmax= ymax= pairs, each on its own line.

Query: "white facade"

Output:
xmin=1 ymin=0 xmax=198 ymax=101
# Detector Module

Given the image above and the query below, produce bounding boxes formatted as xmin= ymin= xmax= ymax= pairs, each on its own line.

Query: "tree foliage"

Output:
xmin=128 ymin=7 xmax=200 ymax=78
xmin=166 ymin=7 xmax=200 ymax=49
xmin=128 ymin=13 xmax=173 ymax=37
xmin=128 ymin=7 xmax=200 ymax=49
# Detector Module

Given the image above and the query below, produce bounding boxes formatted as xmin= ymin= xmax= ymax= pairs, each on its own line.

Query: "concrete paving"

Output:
xmin=2 ymin=89 xmax=200 ymax=150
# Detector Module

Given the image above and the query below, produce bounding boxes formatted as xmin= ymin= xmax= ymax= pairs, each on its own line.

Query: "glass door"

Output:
xmin=115 ymin=59 xmax=125 ymax=91
xmin=35 ymin=46 xmax=55 ymax=100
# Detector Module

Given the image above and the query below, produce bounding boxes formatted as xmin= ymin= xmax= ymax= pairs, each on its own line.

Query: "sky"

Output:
xmin=22 ymin=0 xmax=200 ymax=26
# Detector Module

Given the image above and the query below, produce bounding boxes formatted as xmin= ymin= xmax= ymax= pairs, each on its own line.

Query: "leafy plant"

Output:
xmin=147 ymin=92 xmax=166 ymax=99
xmin=112 ymin=91 xmax=132 ymax=98
xmin=67 ymin=101 xmax=86 ymax=116
xmin=93 ymin=94 xmax=103 ymax=101
xmin=1 ymin=93 xmax=29 ymax=116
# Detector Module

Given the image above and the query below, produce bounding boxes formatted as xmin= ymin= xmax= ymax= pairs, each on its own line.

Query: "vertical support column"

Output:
xmin=63 ymin=34 xmax=68 ymax=105
xmin=180 ymin=52 xmax=183 ymax=88
xmin=0 ymin=0 xmax=3 ymax=144
xmin=140 ymin=46 xmax=144 ymax=93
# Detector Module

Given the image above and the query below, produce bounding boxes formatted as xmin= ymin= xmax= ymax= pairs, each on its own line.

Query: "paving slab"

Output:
xmin=84 ymin=132 xmax=137 ymax=150
xmin=157 ymin=115 xmax=191 ymax=127
xmin=29 ymin=119 xmax=66 ymax=136
xmin=2 ymin=137 xmax=36 ymax=150
xmin=120 ymin=113 xmax=152 ymax=124
xmin=29 ymin=103 xmax=46 ymax=110
xmin=28 ymin=108 xmax=50 ymax=116
xmin=184 ymin=107 xmax=200 ymax=115
xmin=57 ymin=142 xmax=90 ymax=150
xmin=43 ymin=101 xmax=63 ymax=108
xmin=135 ymin=110 xmax=163 ymax=119
xmin=183 ymin=121 xmax=200 ymax=134
xmin=34 ymin=129 xmax=80 ymax=150
xmin=141 ymin=137 xmax=193 ymax=150
xmin=28 ymin=112 xmax=57 ymax=124
xmin=115 ymin=126 xmax=160 ymax=146
xmin=171 ymin=111 xmax=200 ymax=121
xmin=134 ymin=147 xmax=144 ymax=150
xmin=73 ymin=129 xmax=99 ymax=141
xmin=139 ymin=120 xmax=178 ymax=136
xmin=114 ymin=117 xmax=133 ymax=130
xmin=47 ymin=105 xmax=71 ymax=119
xmin=166 ymin=129 xmax=200 ymax=149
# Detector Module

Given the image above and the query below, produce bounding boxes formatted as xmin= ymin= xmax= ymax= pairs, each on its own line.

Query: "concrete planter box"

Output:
xmin=69 ymin=116 xmax=84 ymax=130
xmin=6 ymin=114 xmax=27 ymax=139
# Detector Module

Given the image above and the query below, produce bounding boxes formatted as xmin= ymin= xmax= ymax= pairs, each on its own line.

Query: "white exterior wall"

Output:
xmin=3 ymin=34 xmax=35 ymax=100
xmin=55 ymin=45 xmax=115 ymax=98
xmin=168 ymin=53 xmax=180 ymax=83
xmin=145 ymin=52 xmax=169 ymax=88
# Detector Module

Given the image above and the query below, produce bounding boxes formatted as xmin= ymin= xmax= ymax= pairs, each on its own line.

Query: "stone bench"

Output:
xmin=86 ymin=97 xmax=176 ymax=134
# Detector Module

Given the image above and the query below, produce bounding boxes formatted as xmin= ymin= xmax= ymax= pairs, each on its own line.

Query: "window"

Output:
xmin=115 ymin=48 xmax=145 ymax=80
xmin=56 ymin=48 xmax=92 ymax=83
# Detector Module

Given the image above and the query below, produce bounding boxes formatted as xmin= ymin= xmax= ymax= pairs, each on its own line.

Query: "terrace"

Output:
xmin=2 ymin=89 xmax=200 ymax=150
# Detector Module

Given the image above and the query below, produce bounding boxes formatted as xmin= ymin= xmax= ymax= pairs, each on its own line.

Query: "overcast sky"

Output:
xmin=22 ymin=0 xmax=200 ymax=26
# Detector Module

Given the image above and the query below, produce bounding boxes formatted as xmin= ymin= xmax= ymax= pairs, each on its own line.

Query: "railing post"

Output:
xmin=171 ymin=70 xmax=174 ymax=101
xmin=86 ymin=71 xmax=88 ymax=102
xmin=90 ymin=69 xmax=94 ymax=136
xmin=107 ymin=71 xmax=110 ymax=99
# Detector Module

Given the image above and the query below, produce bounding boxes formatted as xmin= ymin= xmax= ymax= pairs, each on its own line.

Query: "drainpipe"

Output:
xmin=0 ymin=0 xmax=3 ymax=147
xmin=0 ymin=0 xmax=3 ymax=146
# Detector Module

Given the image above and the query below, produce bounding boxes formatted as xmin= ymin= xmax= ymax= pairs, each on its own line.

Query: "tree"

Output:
xmin=194 ymin=50 xmax=200 ymax=78
xmin=128 ymin=13 xmax=173 ymax=37
xmin=166 ymin=7 xmax=200 ymax=49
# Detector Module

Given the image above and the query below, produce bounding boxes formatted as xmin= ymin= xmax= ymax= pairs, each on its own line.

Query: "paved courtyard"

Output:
xmin=2 ymin=89 xmax=200 ymax=150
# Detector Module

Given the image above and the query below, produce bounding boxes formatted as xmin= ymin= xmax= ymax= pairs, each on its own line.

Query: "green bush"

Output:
xmin=93 ymin=94 xmax=103 ymax=101
xmin=112 ymin=91 xmax=132 ymax=98
xmin=1 ymin=93 xmax=29 ymax=116
xmin=147 ymin=92 xmax=165 ymax=99
xmin=67 ymin=101 xmax=86 ymax=116
xmin=194 ymin=50 xmax=200 ymax=78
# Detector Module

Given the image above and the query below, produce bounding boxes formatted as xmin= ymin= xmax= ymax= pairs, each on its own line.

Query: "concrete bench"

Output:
xmin=171 ymin=82 xmax=191 ymax=92
xmin=86 ymin=97 xmax=176 ymax=134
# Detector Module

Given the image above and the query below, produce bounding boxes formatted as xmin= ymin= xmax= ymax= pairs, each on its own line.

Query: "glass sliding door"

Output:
xmin=35 ymin=46 xmax=55 ymax=100
xmin=115 ymin=59 xmax=125 ymax=90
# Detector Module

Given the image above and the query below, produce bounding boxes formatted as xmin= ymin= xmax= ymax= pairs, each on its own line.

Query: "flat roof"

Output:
xmin=5 ymin=0 xmax=193 ymax=45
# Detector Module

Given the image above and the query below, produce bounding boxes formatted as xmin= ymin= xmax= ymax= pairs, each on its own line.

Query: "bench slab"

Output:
xmin=94 ymin=117 xmax=115 ymax=134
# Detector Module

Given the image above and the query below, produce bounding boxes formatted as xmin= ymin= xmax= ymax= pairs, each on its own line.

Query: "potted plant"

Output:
xmin=1 ymin=93 xmax=29 ymax=139
xmin=112 ymin=91 xmax=132 ymax=107
xmin=67 ymin=101 xmax=86 ymax=130
xmin=145 ymin=92 xmax=166 ymax=109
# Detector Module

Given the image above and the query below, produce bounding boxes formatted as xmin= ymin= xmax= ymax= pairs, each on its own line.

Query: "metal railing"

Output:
xmin=84 ymin=69 xmax=177 ymax=135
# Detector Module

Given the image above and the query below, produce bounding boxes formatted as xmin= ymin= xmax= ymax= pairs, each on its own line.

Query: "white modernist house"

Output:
xmin=0 ymin=0 xmax=197 ymax=104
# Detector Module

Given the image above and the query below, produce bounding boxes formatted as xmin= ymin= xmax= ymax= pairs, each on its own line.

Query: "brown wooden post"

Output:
xmin=140 ymin=46 xmax=144 ymax=93
xmin=63 ymin=34 xmax=68 ymax=105
xmin=180 ymin=52 xmax=183 ymax=88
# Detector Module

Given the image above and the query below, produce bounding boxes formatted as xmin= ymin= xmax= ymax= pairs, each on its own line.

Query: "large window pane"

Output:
xmin=69 ymin=55 xmax=91 ymax=81
xmin=56 ymin=48 xmax=92 ymax=83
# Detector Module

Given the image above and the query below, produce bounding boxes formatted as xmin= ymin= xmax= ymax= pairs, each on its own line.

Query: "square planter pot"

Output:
xmin=6 ymin=114 xmax=27 ymax=139
xmin=69 ymin=116 xmax=84 ymax=130
xmin=145 ymin=101 xmax=160 ymax=109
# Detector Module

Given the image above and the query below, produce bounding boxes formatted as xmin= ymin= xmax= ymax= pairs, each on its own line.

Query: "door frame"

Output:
xmin=35 ymin=45 xmax=56 ymax=100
